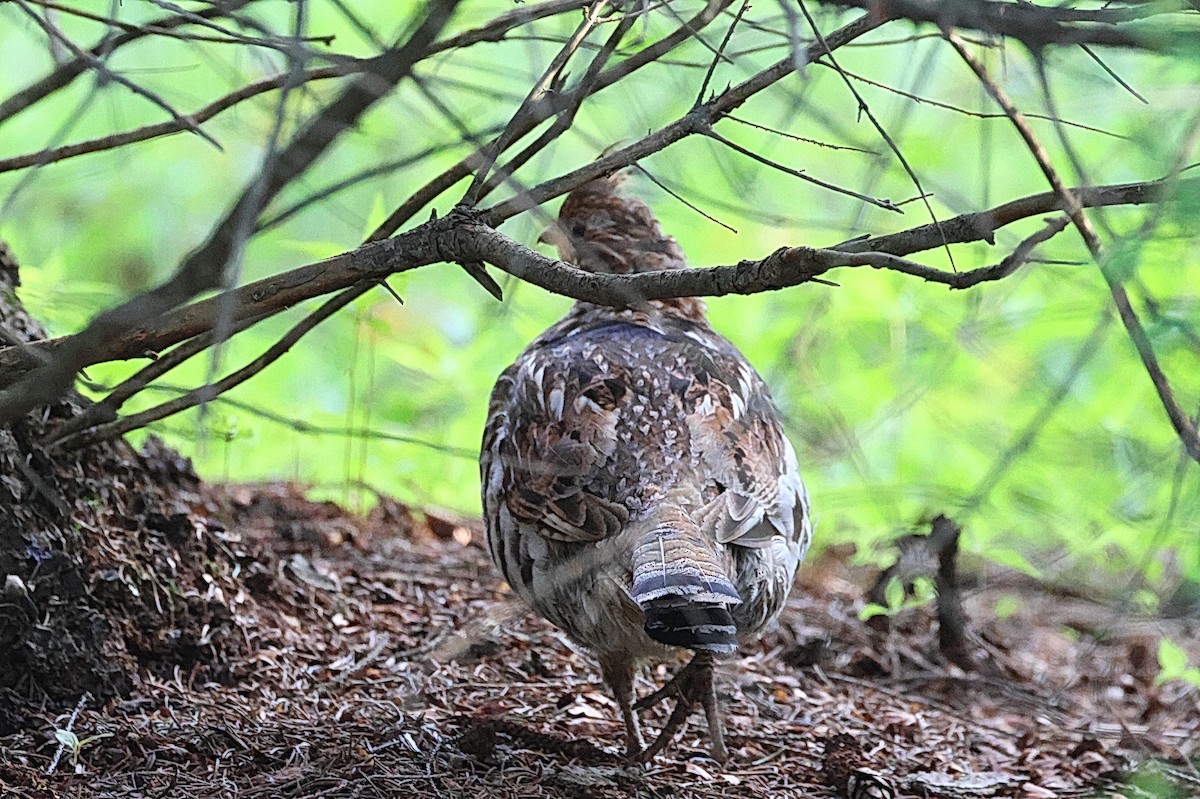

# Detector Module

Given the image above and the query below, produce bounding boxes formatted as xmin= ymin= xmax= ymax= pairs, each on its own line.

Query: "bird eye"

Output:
xmin=571 ymin=221 xmax=586 ymax=237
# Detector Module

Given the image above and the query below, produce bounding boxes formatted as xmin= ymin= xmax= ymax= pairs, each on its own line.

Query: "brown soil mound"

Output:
xmin=0 ymin=250 xmax=248 ymax=725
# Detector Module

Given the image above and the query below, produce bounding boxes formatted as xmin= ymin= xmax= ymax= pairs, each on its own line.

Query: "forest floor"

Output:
xmin=1 ymin=482 xmax=1198 ymax=799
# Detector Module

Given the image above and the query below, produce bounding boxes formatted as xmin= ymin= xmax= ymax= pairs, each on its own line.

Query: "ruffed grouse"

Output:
xmin=480 ymin=175 xmax=812 ymax=762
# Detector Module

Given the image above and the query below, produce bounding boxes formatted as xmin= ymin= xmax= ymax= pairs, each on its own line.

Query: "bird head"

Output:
xmin=538 ymin=174 xmax=687 ymax=275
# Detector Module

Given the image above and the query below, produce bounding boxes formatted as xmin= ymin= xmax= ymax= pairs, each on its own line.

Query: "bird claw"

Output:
xmin=629 ymin=652 xmax=728 ymax=764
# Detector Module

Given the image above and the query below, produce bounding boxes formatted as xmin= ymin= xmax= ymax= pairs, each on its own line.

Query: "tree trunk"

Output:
xmin=0 ymin=242 xmax=245 ymax=732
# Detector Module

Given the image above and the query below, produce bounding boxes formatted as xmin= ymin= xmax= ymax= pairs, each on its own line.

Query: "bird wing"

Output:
xmin=678 ymin=327 xmax=810 ymax=554
xmin=481 ymin=325 xmax=634 ymax=544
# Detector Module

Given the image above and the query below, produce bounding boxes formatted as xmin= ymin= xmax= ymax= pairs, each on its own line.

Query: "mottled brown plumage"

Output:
xmin=480 ymin=175 xmax=811 ymax=762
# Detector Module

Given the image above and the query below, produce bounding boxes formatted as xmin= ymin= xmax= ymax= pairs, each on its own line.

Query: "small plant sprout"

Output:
xmin=46 ymin=692 xmax=112 ymax=775
xmin=53 ymin=727 xmax=113 ymax=770
xmin=1155 ymin=638 xmax=1200 ymax=689
xmin=859 ymin=575 xmax=938 ymax=621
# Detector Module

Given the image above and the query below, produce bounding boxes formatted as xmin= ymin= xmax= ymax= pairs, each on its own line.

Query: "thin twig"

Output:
xmin=46 ymin=311 xmax=274 ymax=447
xmin=0 ymin=0 xmax=462 ymax=425
xmin=369 ymin=0 xmax=736 ymax=240
xmin=695 ymin=1 xmax=750 ymax=106
xmin=0 ymin=65 xmax=352 ymax=175
xmin=796 ymin=0 xmax=952 ymax=266
xmin=632 ymin=165 xmax=738 ymax=233
xmin=725 ymin=114 xmax=881 ymax=152
xmin=21 ymin=0 xmax=335 ymax=50
xmin=46 ymin=693 xmax=90 ymax=776
xmin=482 ymin=12 xmax=885 ymax=225
xmin=477 ymin=11 xmax=640 ymax=203
xmin=811 ymin=59 xmax=1126 ymax=139
xmin=1078 ymin=43 xmax=1148 ymax=104
xmin=56 ymin=285 xmax=370 ymax=450
xmin=0 ymin=0 xmax=253 ymax=126
xmin=255 ymin=128 xmax=504 ymax=233
xmin=945 ymin=29 xmax=1200 ymax=462
xmin=704 ymin=126 xmax=901 ymax=211
xmin=12 ymin=0 xmax=222 ymax=149
xmin=822 ymin=0 xmax=1167 ymax=50
xmin=204 ymin=0 xmax=313 ymax=423
xmin=460 ymin=0 xmax=611 ymax=206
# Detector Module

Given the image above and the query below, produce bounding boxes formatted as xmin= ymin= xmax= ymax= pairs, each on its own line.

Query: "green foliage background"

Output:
xmin=1 ymin=1 xmax=1198 ymax=600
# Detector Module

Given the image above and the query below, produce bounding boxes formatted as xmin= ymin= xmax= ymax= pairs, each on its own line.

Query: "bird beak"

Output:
xmin=538 ymin=222 xmax=574 ymax=262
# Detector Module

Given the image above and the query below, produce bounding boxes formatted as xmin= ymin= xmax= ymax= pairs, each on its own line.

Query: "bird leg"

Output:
xmin=632 ymin=651 xmax=727 ymax=763
xmin=600 ymin=658 xmax=644 ymax=759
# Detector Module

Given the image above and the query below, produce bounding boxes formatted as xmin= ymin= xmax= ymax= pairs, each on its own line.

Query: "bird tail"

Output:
xmin=630 ymin=502 xmax=741 ymax=653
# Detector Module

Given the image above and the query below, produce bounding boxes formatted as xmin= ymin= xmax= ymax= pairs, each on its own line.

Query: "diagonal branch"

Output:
xmin=703 ymin=126 xmax=900 ymax=211
xmin=368 ymin=0 xmax=737 ymax=240
xmin=12 ymin=0 xmax=221 ymax=149
xmin=460 ymin=0 xmax=611 ymax=206
xmin=53 ymin=284 xmax=371 ymax=451
xmin=944 ymin=29 xmax=1200 ymax=462
xmin=476 ymin=11 xmax=640 ymax=204
xmin=0 ymin=0 xmax=589 ymax=176
xmin=482 ymin=11 xmax=886 ymax=225
xmin=0 ymin=65 xmax=352 ymax=175
xmin=0 ymin=0 xmax=462 ymax=426
xmin=0 ymin=0 xmax=254 ymax=127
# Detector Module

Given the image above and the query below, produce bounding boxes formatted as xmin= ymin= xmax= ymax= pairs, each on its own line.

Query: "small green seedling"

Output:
xmin=53 ymin=728 xmax=113 ymax=768
xmin=858 ymin=575 xmax=937 ymax=621
xmin=1155 ymin=638 xmax=1200 ymax=689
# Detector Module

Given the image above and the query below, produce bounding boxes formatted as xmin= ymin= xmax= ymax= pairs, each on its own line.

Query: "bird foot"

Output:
xmin=629 ymin=651 xmax=727 ymax=764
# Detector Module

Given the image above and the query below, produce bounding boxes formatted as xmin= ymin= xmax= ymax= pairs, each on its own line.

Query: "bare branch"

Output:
xmin=1 ymin=176 xmax=1188 ymax=389
xmin=21 ymin=0 xmax=335 ymax=50
xmin=0 ymin=65 xmax=351 ymax=175
xmin=55 ymin=285 xmax=371 ymax=450
xmin=0 ymin=0 xmax=462 ymax=425
xmin=482 ymin=11 xmax=885 ymax=225
xmin=704 ymin=126 xmax=901 ymax=211
xmin=0 ymin=0 xmax=590 ymax=175
xmin=695 ymin=1 xmax=750 ymax=106
xmin=945 ymin=30 xmax=1200 ymax=462
xmin=820 ymin=0 xmax=1181 ymax=50
xmin=12 ymin=0 xmax=222 ymax=150
xmin=369 ymin=0 xmax=737 ymax=240
xmin=460 ymin=0 xmax=611 ymax=206
xmin=0 ymin=0 xmax=253 ymax=127
xmin=123 ymin=386 xmax=479 ymax=459
xmin=477 ymin=11 xmax=640 ymax=203
xmin=45 ymin=311 xmax=275 ymax=446
xmin=843 ymin=180 xmax=1185 ymax=257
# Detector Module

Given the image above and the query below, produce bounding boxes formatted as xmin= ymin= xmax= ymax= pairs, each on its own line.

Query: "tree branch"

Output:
xmin=53 ymin=284 xmax=370 ymax=451
xmin=0 ymin=0 xmax=462 ymax=425
xmin=820 ymin=0 xmax=1182 ymax=50
xmin=0 ymin=0 xmax=254 ymax=127
xmin=0 ymin=176 xmax=1188 ymax=390
xmin=0 ymin=0 xmax=587 ymax=175
xmin=945 ymin=29 xmax=1200 ymax=462
xmin=481 ymin=11 xmax=885 ymax=225
xmin=368 ymin=0 xmax=737 ymax=240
